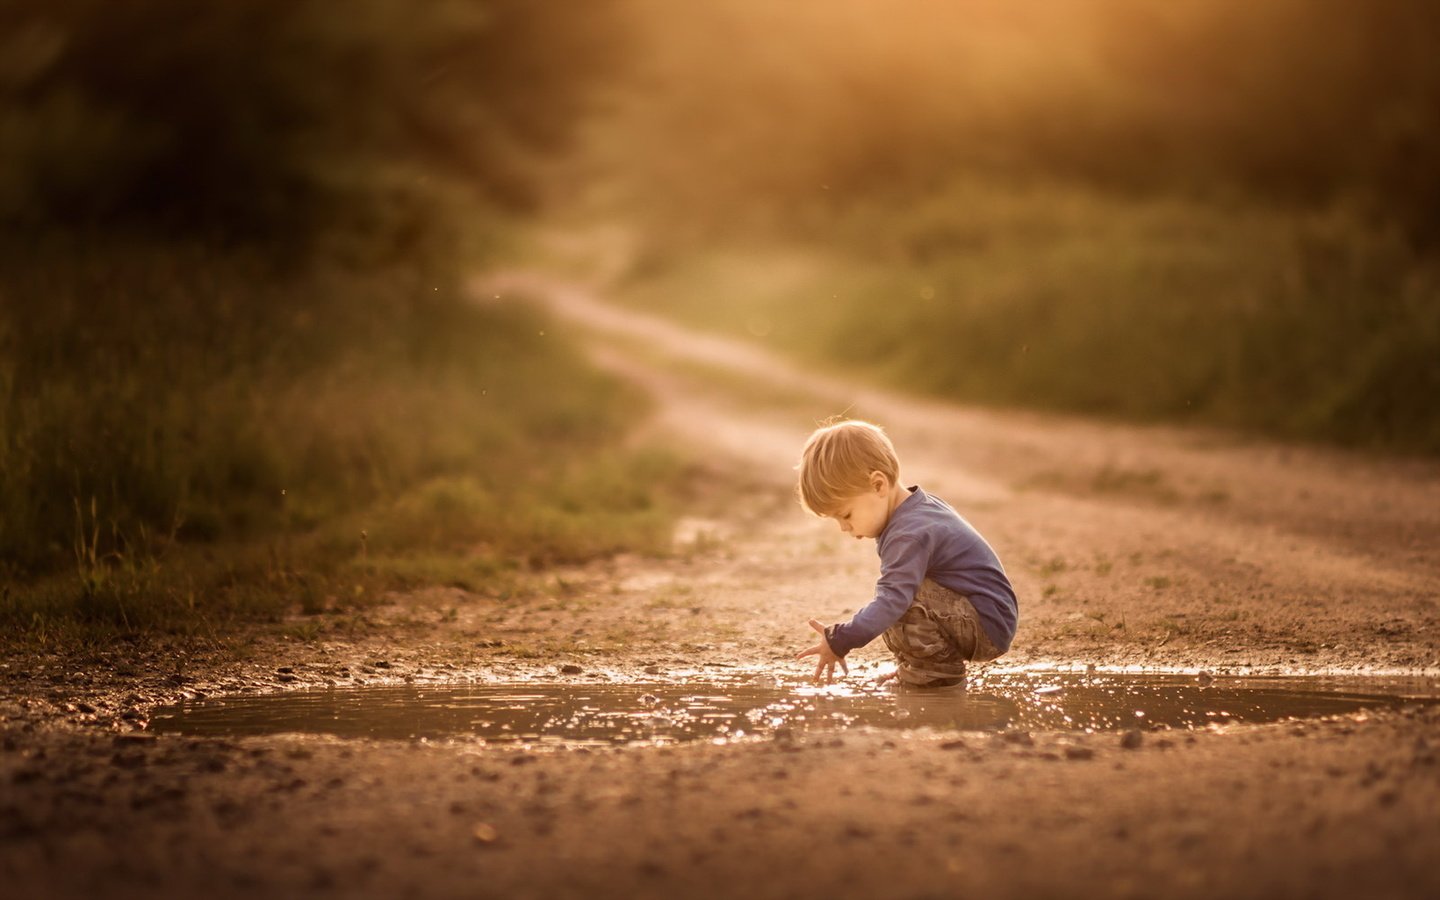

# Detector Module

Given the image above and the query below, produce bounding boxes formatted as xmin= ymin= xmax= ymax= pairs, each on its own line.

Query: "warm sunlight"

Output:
xmin=4 ymin=2 xmax=1438 ymax=899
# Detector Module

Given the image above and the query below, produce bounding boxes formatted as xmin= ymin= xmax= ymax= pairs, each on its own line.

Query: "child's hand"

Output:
xmin=796 ymin=618 xmax=849 ymax=684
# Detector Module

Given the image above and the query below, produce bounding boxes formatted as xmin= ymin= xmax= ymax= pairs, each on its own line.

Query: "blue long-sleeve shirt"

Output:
xmin=825 ymin=485 xmax=1018 ymax=657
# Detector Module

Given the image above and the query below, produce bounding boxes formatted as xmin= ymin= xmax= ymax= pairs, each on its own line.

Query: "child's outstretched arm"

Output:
xmin=796 ymin=618 xmax=849 ymax=684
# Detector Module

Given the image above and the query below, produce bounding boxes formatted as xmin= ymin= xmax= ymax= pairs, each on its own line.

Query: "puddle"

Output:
xmin=148 ymin=672 xmax=1440 ymax=749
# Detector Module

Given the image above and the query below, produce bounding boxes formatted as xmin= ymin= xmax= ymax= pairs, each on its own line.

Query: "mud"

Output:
xmin=146 ymin=674 xmax=1440 ymax=746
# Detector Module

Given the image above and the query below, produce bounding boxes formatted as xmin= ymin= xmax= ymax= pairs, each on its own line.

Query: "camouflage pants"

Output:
xmin=882 ymin=579 xmax=1004 ymax=686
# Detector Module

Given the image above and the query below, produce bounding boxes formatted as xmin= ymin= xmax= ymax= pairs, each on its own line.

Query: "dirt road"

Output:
xmin=3 ymin=273 xmax=1439 ymax=899
xmin=488 ymin=270 xmax=1440 ymax=675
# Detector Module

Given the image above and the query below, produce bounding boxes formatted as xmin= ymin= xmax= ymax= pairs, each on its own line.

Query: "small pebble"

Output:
xmin=1120 ymin=730 xmax=1144 ymax=750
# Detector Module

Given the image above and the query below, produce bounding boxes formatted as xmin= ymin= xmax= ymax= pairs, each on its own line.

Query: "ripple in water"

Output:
xmin=147 ymin=672 xmax=1440 ymax=748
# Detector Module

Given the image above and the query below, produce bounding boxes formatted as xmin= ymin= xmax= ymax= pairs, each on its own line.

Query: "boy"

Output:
xmin=795 ymin=419 xmax=1018 ymax=686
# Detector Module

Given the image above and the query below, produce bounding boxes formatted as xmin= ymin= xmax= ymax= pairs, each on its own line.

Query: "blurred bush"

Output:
xmin=606 ymin=0 xmax=1440 ymax=249
xmin=617 ymin=179 xmax=1440 ymax=454
xmin=0 ymin=238 xmax=674 ymax=577
xmin=0 ymin=1 xmax=674 ymax=629
xmin=0 ymin=0 xmax=627 ymax=243
xmin=818 ymin=183 xmax=1440 ymax=452
xmin=596 ymin=1 xmax=1440 ymax=454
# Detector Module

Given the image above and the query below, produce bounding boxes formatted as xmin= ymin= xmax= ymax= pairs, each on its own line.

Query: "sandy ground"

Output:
xmin=3 ymin=273 xmax=1439 ymax=899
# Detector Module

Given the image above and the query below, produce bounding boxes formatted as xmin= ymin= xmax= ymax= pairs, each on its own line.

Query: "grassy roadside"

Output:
xmin=609 ymin=179 xmax=1440 ymax=455
xmin=0 ymin=237 xmax=688 ymax=649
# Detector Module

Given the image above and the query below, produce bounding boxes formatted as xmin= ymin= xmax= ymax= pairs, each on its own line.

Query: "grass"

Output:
xmin=610 ymin=177 xmax=1440 ymax=455
xmin=0 ymin=236 xmax=689 ymax=646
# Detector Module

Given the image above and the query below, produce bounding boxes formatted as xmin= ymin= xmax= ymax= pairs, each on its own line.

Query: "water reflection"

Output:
xmin=148 ymin=672 xmax=1438 ymax=748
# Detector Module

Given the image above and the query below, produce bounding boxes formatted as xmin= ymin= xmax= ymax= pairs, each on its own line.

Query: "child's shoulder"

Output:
xmin=891 ymin=486 xmax=963 ymax=534
xmin=909 ymin=485 xmax=958 ymax=516
xmin=911 ymin=487 xmax=984 ymax=535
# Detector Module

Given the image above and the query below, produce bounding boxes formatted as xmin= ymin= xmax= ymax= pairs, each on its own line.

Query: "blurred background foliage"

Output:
xmin=0 ymin=0 xmax=626 ymax=241
xmin=0 ymin=0 xmax=665 ymax=631
xmin=584 ymin=0 xmax=1440 ymax=453
xmin=596 ymin=0 xmax=1440 ymax=245
xmin=3 ymin=0 xmax=1439 ymax=633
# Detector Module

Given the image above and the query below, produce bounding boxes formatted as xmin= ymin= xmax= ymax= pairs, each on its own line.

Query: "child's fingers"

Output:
xmin=796 ymin=645 xmax=818 ymax=660
xmin=807 ymin=618 xmax=826 ymax=635
xmin=839 ymin=657 xmax=849 ymax=676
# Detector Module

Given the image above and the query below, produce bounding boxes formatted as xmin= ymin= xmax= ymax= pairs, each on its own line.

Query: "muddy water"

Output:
xmin=147 ymin=672 xmax=1440 ymax=748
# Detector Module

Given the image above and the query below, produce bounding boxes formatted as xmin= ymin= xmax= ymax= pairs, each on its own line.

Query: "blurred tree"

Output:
xmin=0 ymin=0 xmax=628 ymax=243
xmin=603 ymin=0 xmax=1440 ymax=249
xmin=1099 ymin=0 xmax=1440 ymax=246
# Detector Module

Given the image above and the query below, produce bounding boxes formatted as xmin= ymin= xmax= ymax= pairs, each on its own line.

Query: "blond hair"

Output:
xmin=796 ymin=419 xmax=900 ymax=516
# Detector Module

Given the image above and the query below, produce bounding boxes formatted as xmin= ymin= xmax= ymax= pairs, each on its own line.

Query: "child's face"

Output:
xmin=828 ymin=474 xmax=893 ymax=540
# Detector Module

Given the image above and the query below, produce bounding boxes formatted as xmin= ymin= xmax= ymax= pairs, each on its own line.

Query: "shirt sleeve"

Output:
xmin=825 ymin=536 xmax=927 ymax=657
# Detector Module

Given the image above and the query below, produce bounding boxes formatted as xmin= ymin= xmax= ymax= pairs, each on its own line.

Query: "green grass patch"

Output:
xmin=0 ymin=237 xmax=688 ymax=644
xmin=612 ymin=178 xmax=1440 ymax=454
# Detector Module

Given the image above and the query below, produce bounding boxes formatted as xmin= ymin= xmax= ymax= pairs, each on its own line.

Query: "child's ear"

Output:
xmin=870 ymin=471 xmax=888 ymax=493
